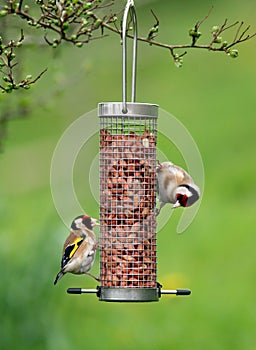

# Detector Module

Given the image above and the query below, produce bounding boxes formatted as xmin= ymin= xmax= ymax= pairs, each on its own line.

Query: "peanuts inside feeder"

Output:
xmin=98 ymin=103 xmax=159 ymax=301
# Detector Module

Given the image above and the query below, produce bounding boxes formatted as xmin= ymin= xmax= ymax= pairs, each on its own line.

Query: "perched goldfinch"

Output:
xmin=54 ymin=215 xmax=99 ymax=285
xmin=156 ymin=161 xmax=200 ymax=215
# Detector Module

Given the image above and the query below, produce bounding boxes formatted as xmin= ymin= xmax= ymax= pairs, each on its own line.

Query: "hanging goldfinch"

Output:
xmin=156 ymin=161 xmax=200 ymax=215
xmin=54 ymin=215 xmax=99 ymax=285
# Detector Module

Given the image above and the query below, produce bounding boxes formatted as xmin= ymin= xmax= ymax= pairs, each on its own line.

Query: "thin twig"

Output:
xmin=79 ymin=33 xmax=109 ymax=43
xmin=238 ymin=24 xmax=250 ymax=41
xmin=179 ymin=51 xmax=188 ymax=58
xmin=96 ymin=1 xmax=115 ymax=10
xmin=234 ymin=21 xmax=244 ymax=42
xmin=18 ymin=0 xmax=23 ymax=12
xmin=30 ymin=68 xmax=48 ymax=84
xmin=150 ymin=9 xmax=159 ymax=26
xmin=221 ymin=20 xmax=239 ymax=33
xmin=196 ymin=6 xmax=213 ymax=30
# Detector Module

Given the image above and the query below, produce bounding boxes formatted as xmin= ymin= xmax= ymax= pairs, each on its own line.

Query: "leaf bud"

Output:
xmin=94 ymin=19 xmax=102 ymax=29
xmin=83 ymin=2 xmax=92 ymax=10
xmin=221 ymin=41 xmax=228 ymax=48
xmin=211 ymin=25 xmax=219 ymax=33
xmin=229 ymin=49 xmax=239 ymax=58
xmin=62 ymin=22 xmax=69 ymax=31
xmin=213 ymin=36 xmax=222 ymax=44
xmin=189 ymin=29 xmax=201 ymax=38
xmin=0 ymin=10 xmax=8 ymax=16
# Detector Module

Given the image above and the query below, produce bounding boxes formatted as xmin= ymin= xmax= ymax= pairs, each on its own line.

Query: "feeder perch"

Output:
xmin=67 ymin=0 xmax=191 ymax=302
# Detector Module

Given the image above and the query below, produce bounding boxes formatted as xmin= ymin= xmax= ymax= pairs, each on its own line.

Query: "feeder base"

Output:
xmin=98 ymin=287 xmax=159 ymax=302
xmin=66 ymin=285 xmax=191 ymax=301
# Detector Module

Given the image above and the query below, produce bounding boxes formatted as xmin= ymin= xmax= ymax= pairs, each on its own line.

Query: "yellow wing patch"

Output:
xmin=69 ymin=237 xmax=83 ymax=258
xmin=61 ymin=237 xmax=84 ymax=268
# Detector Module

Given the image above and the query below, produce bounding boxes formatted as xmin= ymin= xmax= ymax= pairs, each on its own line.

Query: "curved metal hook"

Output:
xmin=122 ymin=0 xmax=138 ymax=114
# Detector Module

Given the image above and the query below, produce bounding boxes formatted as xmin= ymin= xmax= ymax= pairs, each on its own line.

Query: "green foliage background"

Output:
xmin=1 ymin=0 xmax=256 ymax=349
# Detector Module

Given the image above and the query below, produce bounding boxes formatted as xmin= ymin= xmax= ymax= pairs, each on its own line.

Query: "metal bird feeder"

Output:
xmin=98 ymin=0 xmax=158 ymax=302
xmin=67 ymin=0 xmax=191 ymax=302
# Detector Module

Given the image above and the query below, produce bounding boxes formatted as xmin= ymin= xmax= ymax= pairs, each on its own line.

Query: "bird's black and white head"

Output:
xmin=71 ymin=215 xmax=99 ymax=231
xmin=173 ymin=184 xmax=200 ymax=208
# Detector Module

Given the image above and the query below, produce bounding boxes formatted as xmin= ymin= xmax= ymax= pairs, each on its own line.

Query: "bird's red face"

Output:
xmin=174 ymin=184 xmax=200 ymax=208
xmin=71 ymin=215 xmax=99 ymax=230
xmin=176 ymin=193 xmax=189 ymax=207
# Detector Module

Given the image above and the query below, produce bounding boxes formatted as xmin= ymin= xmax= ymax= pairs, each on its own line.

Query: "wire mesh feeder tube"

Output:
xmin=98 ymin=102 xmax=158 ymax=302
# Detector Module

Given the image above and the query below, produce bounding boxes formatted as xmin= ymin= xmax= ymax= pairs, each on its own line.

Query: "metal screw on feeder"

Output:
xmin=67 ymin=0 xmax=191 ymax=301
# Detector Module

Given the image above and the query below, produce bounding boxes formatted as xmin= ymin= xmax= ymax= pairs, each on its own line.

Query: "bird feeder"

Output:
xmin=98 ymin=100 xmax=158 ymax=302
xmin=67 ymin=0 xmax=191 ymax=302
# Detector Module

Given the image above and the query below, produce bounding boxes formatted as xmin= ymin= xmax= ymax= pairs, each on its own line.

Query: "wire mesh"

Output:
xmin=99 ymin=103 xmax=158 ymax=289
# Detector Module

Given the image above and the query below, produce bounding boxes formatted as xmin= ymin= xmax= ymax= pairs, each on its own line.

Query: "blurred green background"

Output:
xmin=1 ymin=0 xmax=256 ymax=349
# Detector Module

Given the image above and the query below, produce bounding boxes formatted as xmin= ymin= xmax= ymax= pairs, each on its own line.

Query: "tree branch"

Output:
xmin=100 ymin=13 xmax=255 ymax=65
xmin=0 ymin=1 xmax=255 ymax=93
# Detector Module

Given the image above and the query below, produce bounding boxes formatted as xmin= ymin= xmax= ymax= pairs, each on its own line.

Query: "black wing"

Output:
xmin=61 ymin=237 xmax=83 ymax=268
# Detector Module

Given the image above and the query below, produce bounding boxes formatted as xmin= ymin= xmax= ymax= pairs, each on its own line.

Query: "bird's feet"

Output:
xmin=154 ymin=207 xmax=160 ymax=216
xmin=86 ymin=272 xmax=100 ymax=282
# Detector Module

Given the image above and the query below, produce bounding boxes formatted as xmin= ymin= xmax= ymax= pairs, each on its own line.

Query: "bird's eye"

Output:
xmin=82 ymin=216 xmax=92 ymax=229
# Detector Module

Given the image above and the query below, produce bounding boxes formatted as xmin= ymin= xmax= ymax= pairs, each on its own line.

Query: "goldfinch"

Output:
xmin=156 ymin=161 xmax=200 ymax=215
xmin=54 ymin=215 xmax=99 ymax=285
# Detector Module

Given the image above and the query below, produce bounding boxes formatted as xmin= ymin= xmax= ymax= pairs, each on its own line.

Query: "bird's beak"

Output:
xmin=91 ymin=218 xmax=100 ymax=226
xmin=172 ymin=200 xmax=181 ymax=209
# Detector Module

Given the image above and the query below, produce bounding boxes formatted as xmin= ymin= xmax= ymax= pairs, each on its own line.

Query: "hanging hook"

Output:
xmin=122 ymin=0 xmax=138 ymax=114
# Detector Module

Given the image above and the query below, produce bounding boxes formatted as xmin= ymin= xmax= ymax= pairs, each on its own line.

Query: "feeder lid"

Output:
xmin=98 ymin=102 xmax=158 ymax=118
